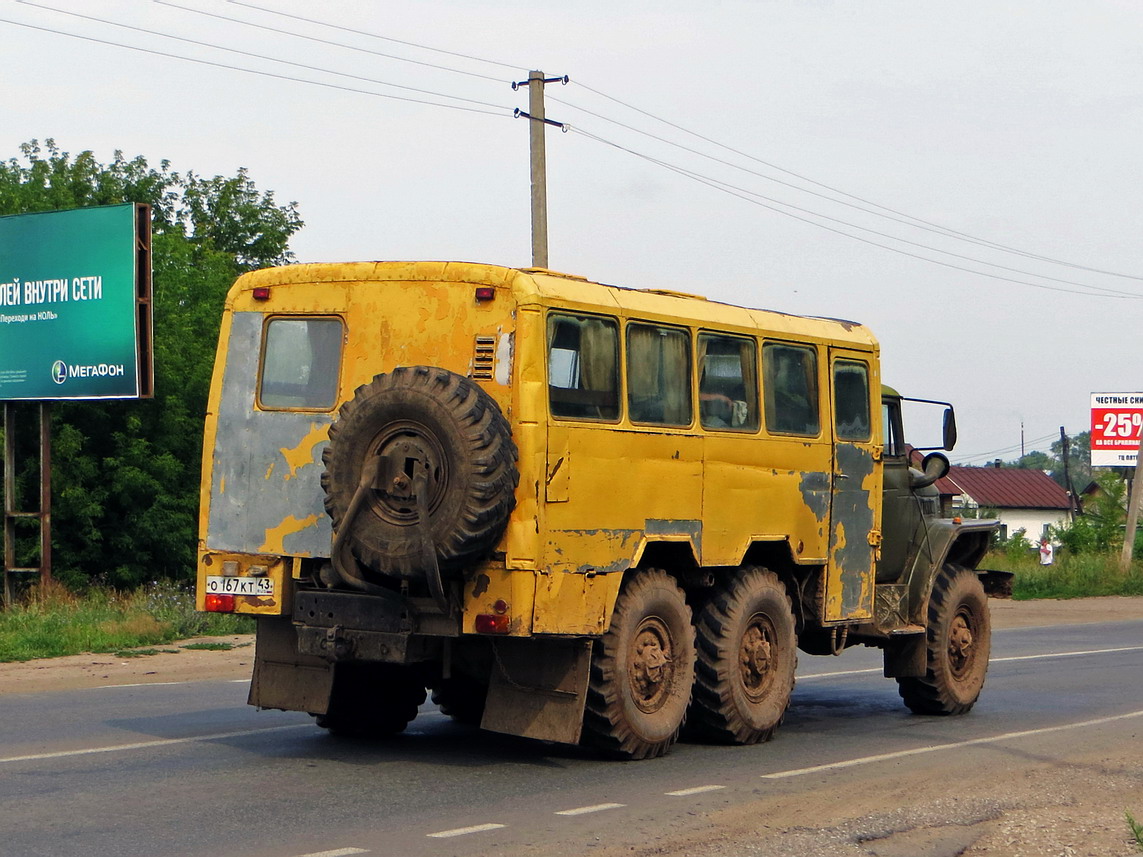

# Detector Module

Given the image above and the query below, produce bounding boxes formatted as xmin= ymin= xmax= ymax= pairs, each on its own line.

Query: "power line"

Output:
xmin=555 ymin=93 xmax=1139 ymax=295
xmin=0 ymin=15 xmax=507 ymax=117
xmin=570 ymin=80 xmax=1143 ymax=283
xmin=570 ymin=126 xmax=1141 ymax=299
xmin=17 ymin=1 xmax=512 ymax=113
xmin=227 ymin=0 xmax=524 ymax=73
xmin=156 ymin=0 xmax=508 ymax=84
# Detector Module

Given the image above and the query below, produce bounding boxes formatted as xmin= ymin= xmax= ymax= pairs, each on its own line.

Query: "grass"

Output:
xmin=0 ymin=579 xmax=253 ymax=663
xmin=181 ymin=641 xmax=238 ymax=651
xmin=986 ymin=550 xmax=1143 ymax=600
xmin=1128 ymin=811 xmax=1143 ymax=852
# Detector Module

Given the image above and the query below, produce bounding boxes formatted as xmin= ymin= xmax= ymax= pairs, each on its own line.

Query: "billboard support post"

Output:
xmin=0 ymin=202 xmax=151 ymax=607
xmin=3 ymin=401 xmax=51 ymax=607
xmin=1121 ymin=431 xmax=1143 ymax=573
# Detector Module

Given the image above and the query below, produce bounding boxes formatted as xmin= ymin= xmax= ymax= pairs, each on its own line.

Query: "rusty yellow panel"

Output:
xmin=196 ymin=551 xmax=291 ymax=615
xmin=546 ymin=426 xmax=570 ymax=502
xmin=462 ymin=561 xmax=536 ymax=636
xmin=701 ymin=434 xmax=833 ymax=567
xmin=532 ymin=572 xmax=624 ymax=635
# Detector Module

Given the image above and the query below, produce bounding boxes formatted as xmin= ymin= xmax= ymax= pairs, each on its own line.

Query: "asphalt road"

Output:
xmin=2 ymin=619 xmax=1142 ymax=857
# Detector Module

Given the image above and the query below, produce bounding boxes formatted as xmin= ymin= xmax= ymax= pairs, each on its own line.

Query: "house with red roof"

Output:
xmin=939 ymin=463 xmax=1074 ymax=542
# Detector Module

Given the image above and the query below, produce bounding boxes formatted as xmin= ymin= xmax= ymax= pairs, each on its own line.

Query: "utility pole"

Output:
xmin=1121 ymin=429 xmax=1143 ymax=572
xmin=513 ymin=71 xmax=568 ymax=269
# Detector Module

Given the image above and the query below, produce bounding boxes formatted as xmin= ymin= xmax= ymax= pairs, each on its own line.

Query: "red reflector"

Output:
xmin=204 ymin=593 xmax=235 ymax=612
xmin=475 ymin=613 xmax=510 ymax=634
xmin=474 ymin=287 xmax=495 ymax=302
xmin=252 ymin=287 xmax=271 ymax=301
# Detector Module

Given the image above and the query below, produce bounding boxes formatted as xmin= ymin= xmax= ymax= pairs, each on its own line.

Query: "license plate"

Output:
xmin=204 ymin=575 xmax=274 ymax=596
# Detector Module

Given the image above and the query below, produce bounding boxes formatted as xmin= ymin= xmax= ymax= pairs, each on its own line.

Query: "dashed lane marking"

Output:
xmin=666 ymin=785 xmax=726 ymax=796
xmin=295 ymin=849 xmax=369 ymax=857
xmin=0 ymin=723 xmax=311 ymax=765
xmin=761 ymin=708 xmax=1143 ymax=779
xmin=798 ymin=645 xmax=1143 ymax=682
xmin=426 ymin=823 xmax=507 ymax=838
xmin=555 ymin=803 xmax=626 ymax=816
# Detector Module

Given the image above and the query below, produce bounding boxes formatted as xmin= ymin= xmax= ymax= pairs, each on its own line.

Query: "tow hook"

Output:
xmin=320 ymin=624 xmax=355 ymax=660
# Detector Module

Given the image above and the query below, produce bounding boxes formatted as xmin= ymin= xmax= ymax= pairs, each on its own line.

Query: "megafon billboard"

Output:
xmin=0 ymin=203 xmax=152 ymax=400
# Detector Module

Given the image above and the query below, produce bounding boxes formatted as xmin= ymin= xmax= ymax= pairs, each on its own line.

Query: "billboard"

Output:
xmin=0 ymin=203 xmax=152 ymax=400
xmin=1091 ymin=392 xmax=1143 ymax=467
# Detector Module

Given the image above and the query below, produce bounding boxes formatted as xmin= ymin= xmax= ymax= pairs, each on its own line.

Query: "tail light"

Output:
xmin=204 ymin=593 xmax=235 ymax=612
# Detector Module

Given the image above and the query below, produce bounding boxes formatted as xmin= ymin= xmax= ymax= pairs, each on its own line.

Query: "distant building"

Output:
xmin=938 ymin=462 xmax=1073 ymax=542
xmin=908 ymin=450 xmax=1073 ymax=540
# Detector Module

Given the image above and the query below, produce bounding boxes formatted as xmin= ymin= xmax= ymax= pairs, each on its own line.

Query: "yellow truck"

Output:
xmin=197 ymin=261 xmax=1003 ymax=759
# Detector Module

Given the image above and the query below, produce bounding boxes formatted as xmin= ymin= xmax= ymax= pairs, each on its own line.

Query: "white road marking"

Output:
xmin=97 ymin=681 xmax=183 ymax=689
xmin=992 ymin=645 xmax=1143 ymax=663
xmin=555 ymin=802 xmax=626 ymax=816
xmin=0 ymin=723 xmax=310 ymax=765
xmin=426 ymin=823 xmax=506 ymax=838
xmin=798 ymin=645 xmax=1143 ymax=682
xmin=295 ymin=849 xmax=368 ymax=857
xmin=761 ymin=708 xmax=1143 ymax=779
xmin=666 ymin=785 xmax=726 ymax=796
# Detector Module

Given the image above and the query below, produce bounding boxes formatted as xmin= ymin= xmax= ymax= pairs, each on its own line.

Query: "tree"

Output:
xmin=1007 ymin=430 xmax=1091 ymax=495
xmin=0 ymin=139 xmax=303 ymax=587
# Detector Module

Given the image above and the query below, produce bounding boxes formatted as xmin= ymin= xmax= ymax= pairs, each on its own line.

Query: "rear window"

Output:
xmin=258 ymin=317 xmax=343 ymax=410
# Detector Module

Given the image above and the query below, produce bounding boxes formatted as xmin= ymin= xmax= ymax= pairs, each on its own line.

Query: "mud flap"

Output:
xmin=481 ymin=637 xmax=592 ymax=744
xmin=883 ymin=632 xmax=927 ymax=678
xmin=249 ymin=616 xmax=335 ymax=715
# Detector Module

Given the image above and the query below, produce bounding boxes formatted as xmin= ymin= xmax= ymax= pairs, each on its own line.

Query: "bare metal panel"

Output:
xmin=206 ymin=312 xmax=334 ymax=557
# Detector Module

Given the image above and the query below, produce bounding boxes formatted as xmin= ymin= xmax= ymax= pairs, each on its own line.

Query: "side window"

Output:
xmin=259 ymin=317 xmax=343 ymax=410
xmin=834 ymin=359 xmax=871 ymax=441
xmin=763 ymin=343 xmax=820 ymax=436
xmin=547 ymin=313 xmax=620 ymax=420
xmin=698 ymin=333 xmax=759 ymax=431
xmin=627 ymin=323 xmax=692 ymax=426
xmin=882 ymin=401 xmax=903 ymax=457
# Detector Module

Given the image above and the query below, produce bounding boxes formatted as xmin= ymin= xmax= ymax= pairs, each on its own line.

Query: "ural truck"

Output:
xmin=196 ymin=261 xmax=1003 ymax=759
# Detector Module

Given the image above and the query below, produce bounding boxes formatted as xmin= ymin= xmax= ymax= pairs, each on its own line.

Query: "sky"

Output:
xmin=2 ymin=0 xmax=1140 ymax=464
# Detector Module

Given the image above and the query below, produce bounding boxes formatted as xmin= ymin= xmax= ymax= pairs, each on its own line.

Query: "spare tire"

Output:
xmin=321 ymin=366 xmax=518 ymax=578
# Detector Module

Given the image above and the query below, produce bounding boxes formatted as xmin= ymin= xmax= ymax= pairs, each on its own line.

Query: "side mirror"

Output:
xmin=943 ymin=408 xmax=957 ymax=451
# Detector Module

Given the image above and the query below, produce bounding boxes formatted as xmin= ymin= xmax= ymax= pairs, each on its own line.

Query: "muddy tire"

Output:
xmin=315 ymin=663 xmax=427 ymax=736
xmin=430 ymin=675 xmax=488 ymax=726
xmin=321 ymin=366 xmax=518 ymax=578
xmin=687 ymin=568 xmax=797 ymax=745
xmin=581 ymin=570 xmax=696 ymax=760
xmin=897 ymin=564 xmax=991 ymax=715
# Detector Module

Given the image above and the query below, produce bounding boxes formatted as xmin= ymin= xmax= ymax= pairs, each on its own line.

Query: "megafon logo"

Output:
xmin=51 ymin=360 xmax=68 ymax=385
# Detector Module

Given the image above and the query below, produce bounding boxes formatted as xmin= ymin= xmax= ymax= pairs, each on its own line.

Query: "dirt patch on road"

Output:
xmin=0 ymin=634 xmax=255 ymax=695
xmin=0 ymin=596 xmax=1139 ymax=696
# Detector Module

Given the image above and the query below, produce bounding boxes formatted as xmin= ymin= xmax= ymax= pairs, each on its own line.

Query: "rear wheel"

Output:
xmin=688 ymin=568 xmax=797 ymax=744
xmin=315 ymin=663 xmax=426 ymax=736
xmin=897 ymin=564 xmax=991 ymax=715
xmin=430 ymin=675 xmax=488 ymax=726
xmin=582 ymin=570 xmax=696 ymax=760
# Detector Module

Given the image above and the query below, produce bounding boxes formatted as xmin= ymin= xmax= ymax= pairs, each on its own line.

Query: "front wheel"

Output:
xmin=581 ymin=569 xmax=696 ymax=760
xmin=896 ymin=564 xmax=991 ymax=715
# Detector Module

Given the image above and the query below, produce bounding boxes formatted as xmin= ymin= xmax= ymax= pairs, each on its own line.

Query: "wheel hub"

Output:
xmin=948 ymin=608 xmax=975 ymax=677
xmin=365 ymin=422 xmax=448 ymax=525
xmin=629 ymin=617 xmax=674 ymax=713
xmin=740 ymin=614 xmax=776 ymax=701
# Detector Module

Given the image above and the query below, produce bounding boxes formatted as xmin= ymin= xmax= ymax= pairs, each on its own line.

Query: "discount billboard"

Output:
xmin=1091 ymin=392 xmax=1143 ymax=467
xmin=0 ymin=203 xmax=152 ymax=400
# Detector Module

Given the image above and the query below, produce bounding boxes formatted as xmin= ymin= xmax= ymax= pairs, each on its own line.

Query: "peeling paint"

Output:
xmin=279 ymin=421 xmax=330 ymax=480
xmin=260 ymin=513 xmax=321 ymax=555
xmin=798 ymin=471 xmax=830 ymax=521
